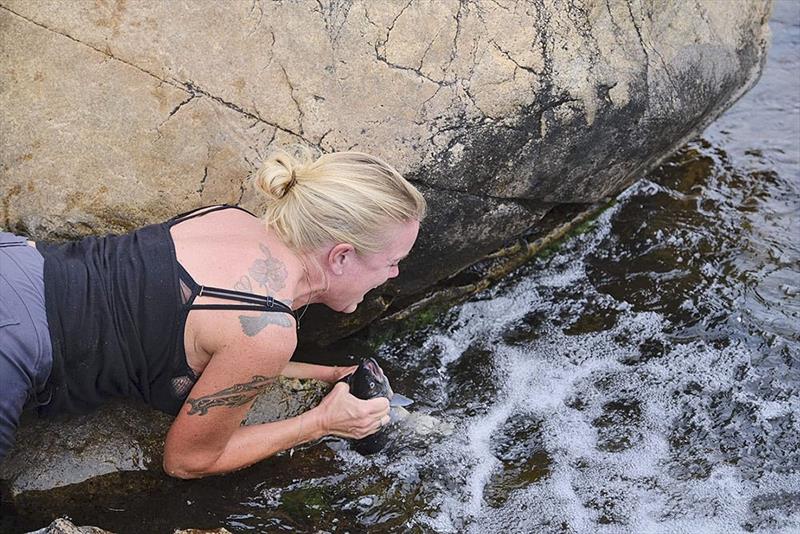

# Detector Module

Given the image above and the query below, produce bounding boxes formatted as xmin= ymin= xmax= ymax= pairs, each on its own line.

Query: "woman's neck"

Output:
xmin=290 ymin=250 xmax=329 ymax=310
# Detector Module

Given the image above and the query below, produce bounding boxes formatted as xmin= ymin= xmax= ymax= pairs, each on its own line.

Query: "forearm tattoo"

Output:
xmin=186 ymin=375 xmax=275 ymax=416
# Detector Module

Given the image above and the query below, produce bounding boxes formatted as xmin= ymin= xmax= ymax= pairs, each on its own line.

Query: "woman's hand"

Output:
xmin=315 ymin=382 xmax=390 ymax=439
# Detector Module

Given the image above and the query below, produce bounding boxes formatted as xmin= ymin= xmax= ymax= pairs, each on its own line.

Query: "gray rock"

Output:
xmin=1 ymin=401 xmax=171 ymax=496
xmin=0 ymin=379 xmax=328 ymax=498
xmin=243 ymin=377 xmax=329 ymax=426
xmin=0 ymin=0 xmax=772 ymax=345
xmin=24 ymin=518 xmax=232 ymax=534
xmin=26 ymin=517 xmax=113 ymax=534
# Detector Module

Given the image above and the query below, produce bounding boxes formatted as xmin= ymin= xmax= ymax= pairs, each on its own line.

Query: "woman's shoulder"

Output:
xmin=193 ymin=305 xmax=298 ymax=372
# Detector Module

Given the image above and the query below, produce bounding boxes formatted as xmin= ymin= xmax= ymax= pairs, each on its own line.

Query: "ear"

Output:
xmin=327 ymin=243 xmax=355 ymax=275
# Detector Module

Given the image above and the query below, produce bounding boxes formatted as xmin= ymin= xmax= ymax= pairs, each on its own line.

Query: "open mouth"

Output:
xmin=364 ymin=358 xmax=382 ymax=378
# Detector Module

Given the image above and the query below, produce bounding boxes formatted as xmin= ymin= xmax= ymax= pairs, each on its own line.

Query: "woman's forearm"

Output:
xmin=167 ymin=407 xmax=327 ymax=479
xmin=280 ymin=361 xmax=342 ymax=382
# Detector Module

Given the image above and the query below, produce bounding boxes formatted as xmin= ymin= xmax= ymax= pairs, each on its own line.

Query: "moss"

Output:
xmin=345 ymin=198 xmax=618 ymax=350
xmin=365 ymin=303 xmax=452 ymax=350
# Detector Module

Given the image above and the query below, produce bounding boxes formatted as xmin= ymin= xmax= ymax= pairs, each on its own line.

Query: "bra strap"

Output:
xmin=189 ymin=285 xmax=296 ymax=317
xmin=167 ymin=204 xmax=257 ymax=228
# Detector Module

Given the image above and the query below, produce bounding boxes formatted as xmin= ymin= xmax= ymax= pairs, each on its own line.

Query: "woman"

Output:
xmin=0 ymin=147 xmax=426 ymax=478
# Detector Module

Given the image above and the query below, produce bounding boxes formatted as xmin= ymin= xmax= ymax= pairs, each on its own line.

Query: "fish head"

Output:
xmin=348 ymin=357 xmax=393 ymax=400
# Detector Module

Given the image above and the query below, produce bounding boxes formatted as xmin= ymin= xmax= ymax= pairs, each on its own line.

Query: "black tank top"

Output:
xmin=37 ymin=205 xmax=296 ymax=417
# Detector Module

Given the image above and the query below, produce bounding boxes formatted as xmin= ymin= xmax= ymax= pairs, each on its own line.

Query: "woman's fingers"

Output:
xmin=363 ymin=395 xmax=390 ymax=416
xmin=318 ymin=384 xmax=393 ymax=439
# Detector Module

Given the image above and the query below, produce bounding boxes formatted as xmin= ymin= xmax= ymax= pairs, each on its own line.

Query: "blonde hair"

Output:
xmin=253 ymin=146 xmax=427 ymax=254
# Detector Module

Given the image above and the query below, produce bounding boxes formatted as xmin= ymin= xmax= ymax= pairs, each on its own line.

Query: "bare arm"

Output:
xmin=162 ymin=331 xmax=388 ymax=479
xmin=168 ymin=400 xmax=325 ymax=479
xmin=166 ymin=381 xmax=388 ymax=479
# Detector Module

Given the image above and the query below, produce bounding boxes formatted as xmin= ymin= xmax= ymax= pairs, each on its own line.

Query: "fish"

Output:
xmin=339 ymin=357 xmax=413 ymax=454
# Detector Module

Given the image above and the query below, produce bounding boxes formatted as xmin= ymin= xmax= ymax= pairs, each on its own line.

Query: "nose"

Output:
xmin=388 ymin=265 xmax=399 ymax=279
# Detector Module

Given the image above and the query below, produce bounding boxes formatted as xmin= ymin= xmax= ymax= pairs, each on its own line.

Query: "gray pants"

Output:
xmin=0 ymin=232 xmax=52 ymax=462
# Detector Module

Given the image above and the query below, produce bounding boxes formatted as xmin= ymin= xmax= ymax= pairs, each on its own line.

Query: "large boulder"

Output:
xmin=0 ymin=0 xmax=771 ymax=344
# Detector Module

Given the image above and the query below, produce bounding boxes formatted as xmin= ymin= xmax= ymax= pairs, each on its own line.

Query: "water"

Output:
xmin=6 ymin=2 xmax=799 ymax=533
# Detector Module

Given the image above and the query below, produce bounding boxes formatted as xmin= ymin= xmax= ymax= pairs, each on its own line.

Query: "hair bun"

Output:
xmin=253 ymin=150 xmax=302 ymax=202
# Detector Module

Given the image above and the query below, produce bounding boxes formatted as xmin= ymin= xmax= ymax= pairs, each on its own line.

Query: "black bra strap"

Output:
xmin=190 ymin=285 xmax=296 ymax=317
xmin=168 ymin=204 xmax=257 ymax=228
xmin=167 ymin=205 xmax=294 ymax=318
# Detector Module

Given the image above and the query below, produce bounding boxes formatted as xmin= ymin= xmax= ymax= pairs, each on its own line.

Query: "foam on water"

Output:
xmin=364 ymin=143 xmax=800 ymax=532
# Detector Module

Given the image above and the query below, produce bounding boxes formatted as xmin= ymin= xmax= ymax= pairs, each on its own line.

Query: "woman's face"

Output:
xmin=326 ymin=219 xmax=420 ymax=313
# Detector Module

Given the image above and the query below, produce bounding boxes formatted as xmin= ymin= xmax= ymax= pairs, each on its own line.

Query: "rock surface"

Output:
xmin=26 ymin=518 xmax=112 ymax=534
xmin=0 ymin=378 xmax=328 ymax=498
xmin=24 ymin=518 xmax=231 ymax=534
xmin=0 ymin=0 xmax=772 ymax=345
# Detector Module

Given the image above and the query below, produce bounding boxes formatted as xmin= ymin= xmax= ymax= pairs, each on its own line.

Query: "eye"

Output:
xmin=368 ymin=381 xmax=376 ymax=389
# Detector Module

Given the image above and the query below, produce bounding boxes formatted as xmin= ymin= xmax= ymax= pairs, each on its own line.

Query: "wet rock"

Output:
xmin=26 ymin=518 xmax=112 ymax=534
xmin=0 ymin=401 xmax=171 ymax=497
xmin=445 ymin=341 xmax=499 ymax=414
xmin=500 ymin=310 xmax=548 ymax=345
xmin=0 ymin=0 xmax=772 ymax=346
xmin=592 ymin=398 xmax=643 ymax=452
xmin=244 ymin=377 xmax=328 ymax=426
xmin=24 ymin=519 xmax=233 ymax=534
xmin=0 ymin=378 xmax=328 ymax=498
xmin=485 ymin=413 xmax=551 ymax=507
xmin=174 ymin=529 xmax=233 ymax=534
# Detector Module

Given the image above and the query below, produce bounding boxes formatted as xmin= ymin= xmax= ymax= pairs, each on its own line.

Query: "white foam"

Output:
xmin=370 ymin=167 xmax=799 ymax=533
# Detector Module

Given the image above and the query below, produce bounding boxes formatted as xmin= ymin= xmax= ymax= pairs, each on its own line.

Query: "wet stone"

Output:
xmin=582 ymin=487 xmax=630 ymax=526
xmin=562 ymin=298 xmax=619 ymax=336
xmin=649 ymin=146 xmax=716 ymax=194
xmin=592 ymin=399 xmax=643 ymax=453
xmin=500 ymin=310 xmax=548 ymax=345
xmin=744 ymin=491 xmax=800 ymax=532
xmin=484 ymin=413 xmax=551 ymax=507
xmin=668 ymin=405 xmax=719 ymax=480
xmin=445 ymin=341 xmax=499 ymax=413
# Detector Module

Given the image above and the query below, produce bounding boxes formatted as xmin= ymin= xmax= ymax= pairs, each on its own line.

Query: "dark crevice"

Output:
xmin=625 ymin=1 xmax=651 ymax=99
xmin=156 ymin=94 xmax=197 ymax=132
xmin=489 ymin=39 xmax=543 ymax=76
xmin=197 ymin=166 xmax=208 ymax=195
xmin=279 ymin=65 xmax=305 ymax=136
xmin=181 ymin=81 xmax=320 ymax=149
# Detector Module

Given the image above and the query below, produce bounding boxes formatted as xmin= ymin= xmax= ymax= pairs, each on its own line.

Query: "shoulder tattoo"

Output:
xmin=186 ymin=375 xmax=275 ymax=416
xmin=233 ymin=246 xmax=293 ymax=336
xmin=249 ymin=243 xmax=287 ymax=292
xmin=239 ymin=313 xmax=293 ymax=336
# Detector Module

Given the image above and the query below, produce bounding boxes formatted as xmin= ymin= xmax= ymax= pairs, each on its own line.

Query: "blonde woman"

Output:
xmin=0 ymin=147 xmax=426 ymax=478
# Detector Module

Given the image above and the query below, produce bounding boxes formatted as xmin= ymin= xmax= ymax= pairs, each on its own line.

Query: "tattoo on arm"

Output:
xmin=186 ymin=375 xmax=275 ymax=416
xmin=239 ymin=313 xmax=293 ymax=336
